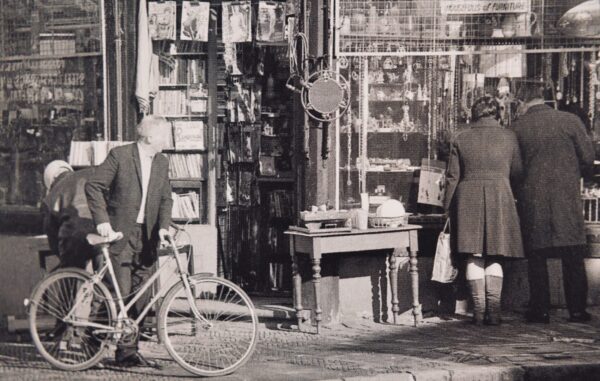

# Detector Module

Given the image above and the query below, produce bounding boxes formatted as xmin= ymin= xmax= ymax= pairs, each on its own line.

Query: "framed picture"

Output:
xmin=181 ymin=1 xmax=210 ymax=41
xmin=418 ymin=159 xmax=446 ymax=207
xmin=222 ymin=1 xmax=252 ymax=43
xmin=257 ymin=2 xmax=286 ymax=42
xmin=148 ymin=1 xmax=177 ymax=40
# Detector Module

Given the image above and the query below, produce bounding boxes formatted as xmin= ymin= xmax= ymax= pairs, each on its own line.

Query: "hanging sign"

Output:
xmin=440 ymin=0 xmax=530 ymax=15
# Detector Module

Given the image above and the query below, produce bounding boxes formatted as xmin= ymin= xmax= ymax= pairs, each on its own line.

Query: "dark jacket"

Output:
xmin=41 ymin=167 xmax=97 ymax=267
xmin=444 ymin=117 xmax=524 ymax=258
xmin=85 ymin=143 xmax=173 ymax=255
xmin=512 ymin=104 xmax=594 ymax=251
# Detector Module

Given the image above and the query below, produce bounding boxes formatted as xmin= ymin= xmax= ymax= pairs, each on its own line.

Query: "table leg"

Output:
xmin=409 ymin=230 xmax=422 ymax=326
xmin=389 ymin=252 xmax=399 ymax=324
xmin=290 ymin=237 xmax=303 ymax=328
xmin=311 ymin=258 xmax=322 ymax=334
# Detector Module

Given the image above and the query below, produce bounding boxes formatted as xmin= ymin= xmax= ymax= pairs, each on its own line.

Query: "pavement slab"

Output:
xmin=1 ymin=305 xmax=600 ymax=380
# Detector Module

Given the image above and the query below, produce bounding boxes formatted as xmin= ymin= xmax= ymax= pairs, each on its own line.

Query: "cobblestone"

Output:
xmin=2 ymin=306 xmax=600 ymax=380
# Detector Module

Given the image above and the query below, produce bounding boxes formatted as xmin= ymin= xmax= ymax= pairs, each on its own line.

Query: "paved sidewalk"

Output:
xmin=1 ymin=303 xmax=600 ymax=380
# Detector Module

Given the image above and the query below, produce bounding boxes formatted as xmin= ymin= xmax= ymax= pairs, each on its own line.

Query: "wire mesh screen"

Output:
xmin=336 ymin=0 xmax=600 ymax=55
xmin=0 ymin=1 xmax=103 ymax=206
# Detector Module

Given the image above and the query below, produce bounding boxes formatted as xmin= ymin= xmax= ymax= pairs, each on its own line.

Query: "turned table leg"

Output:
xmin=409 ymin=229 xmax=422 ymax=326
xmin=290 ymin=237 xmax=303 ymax=328
xmin=389 ymin=252 xmax=399 ymax=324
xmin=311 ymin=257 xmax=322 ymax=334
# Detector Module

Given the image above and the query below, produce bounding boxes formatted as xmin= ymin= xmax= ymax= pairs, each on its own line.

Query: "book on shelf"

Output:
xmin=159 ymin=57 xmax=206 ymax=84
xmin=167 ymin=153 xmax=205 ymax=179
xmin=69 ymin=141 xmax=133 ymax=166
xmin=171 ymin=191 xmax=200 ymax=219
xmin=173 ymin=120 xmax=205 ymax=150
xmin=153 ymin=90 xmax=188 ymax=115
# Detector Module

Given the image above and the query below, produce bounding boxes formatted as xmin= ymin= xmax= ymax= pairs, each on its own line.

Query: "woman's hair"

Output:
xmin=471 ymin=95 xmax=500 ymax=122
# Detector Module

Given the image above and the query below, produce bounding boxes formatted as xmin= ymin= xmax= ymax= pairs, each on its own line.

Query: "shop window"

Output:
xmin=0 ymin=0 xmax=104 ymax=208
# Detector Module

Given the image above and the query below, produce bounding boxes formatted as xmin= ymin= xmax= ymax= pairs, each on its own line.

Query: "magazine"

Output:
xmin=181 ymin=1 xmax=210 ymax=41
xmin=148 ymin=1 xmax=177 ymax=40
xmin=222 ymin=1 xmax=252 ymax=43
xmin=257 ymin=2 xmax=286 ymax=42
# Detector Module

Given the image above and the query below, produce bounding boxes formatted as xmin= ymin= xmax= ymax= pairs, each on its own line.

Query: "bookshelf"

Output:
xmin=152 ymin=54 xmax=209 ymax=225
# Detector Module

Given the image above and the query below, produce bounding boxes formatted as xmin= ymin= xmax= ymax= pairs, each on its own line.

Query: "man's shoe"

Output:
xmin=525 ymin=310 xmax=550 ymax=324
xmin=568 ymin=311 xmax=591 ymax=323
xmin=115 ymin=353 xmax=161 ymax=369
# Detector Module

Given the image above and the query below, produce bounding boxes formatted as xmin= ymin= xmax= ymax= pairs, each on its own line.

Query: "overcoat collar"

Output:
xmin=525 ymin=103 xmax=552 ymax=114
xmin=471 ymin=117 xmax=500 ymax=128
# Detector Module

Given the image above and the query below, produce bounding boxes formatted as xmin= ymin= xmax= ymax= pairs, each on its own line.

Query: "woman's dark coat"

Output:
xmin=512 ymin=104 xmax=594 ymax=251
xmin=444 ymin=117 xmax=524 ymax=258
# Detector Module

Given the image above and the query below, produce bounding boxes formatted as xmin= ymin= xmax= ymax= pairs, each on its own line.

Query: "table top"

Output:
xmin=285 ymin=224 xmax=422 ymax=238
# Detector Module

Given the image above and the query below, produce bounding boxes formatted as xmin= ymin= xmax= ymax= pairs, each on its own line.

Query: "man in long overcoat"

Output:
xmin=513 ymin=83 xmax=595 ymax=323
xmin=41 ymin=163 xmax=98 ymax=269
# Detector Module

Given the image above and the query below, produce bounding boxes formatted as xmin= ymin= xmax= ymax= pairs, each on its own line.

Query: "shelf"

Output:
xmin=368 ymin=83 xmax=405 ymax=87
xmin=170 ymin=178 xmax=204 ymax=188
xmin=257 ymin=177 xmax=295 ymax=184
xmin=369 ymin=99 xmax=426 ymax=103
xmin=163 ymin=148 xmax=207 ymax=154
xmin=162 ymin=114 xmax=207 ymax=119
xmin=159 ymin=83 xmax=203 ymax=89
xmin=366 ymin=168 xmax=419 ymax=173
xmin=0 ymin=51 xmax=102 ymax=62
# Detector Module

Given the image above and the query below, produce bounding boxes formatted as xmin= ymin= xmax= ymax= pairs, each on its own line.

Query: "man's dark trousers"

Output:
xmin=110 ymin=223 xmax=155 ymax=360
xmin=527 ymin=246 xmax=588 ymax=315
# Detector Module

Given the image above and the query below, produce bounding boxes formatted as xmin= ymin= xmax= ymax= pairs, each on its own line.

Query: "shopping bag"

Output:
xmin=431 ymin=219 xmax=458 ymax=283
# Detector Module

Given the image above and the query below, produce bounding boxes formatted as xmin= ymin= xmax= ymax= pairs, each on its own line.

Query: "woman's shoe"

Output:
xmin=568 ymin=311 xmax=591 ymax=323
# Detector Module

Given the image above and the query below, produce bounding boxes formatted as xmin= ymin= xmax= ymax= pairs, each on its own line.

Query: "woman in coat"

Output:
xmin=444 ymin=96 xmax=524 ymax=325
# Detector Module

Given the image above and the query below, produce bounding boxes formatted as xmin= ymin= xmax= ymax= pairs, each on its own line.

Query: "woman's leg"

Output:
xmin=484 ymin=259 xmax=503 ymax=325
xmin=466 ymin=256 xmax=485 ymax=324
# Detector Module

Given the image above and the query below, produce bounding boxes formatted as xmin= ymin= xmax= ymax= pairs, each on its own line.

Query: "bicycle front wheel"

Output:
xmin=29 ymin=268 xmax=116 ymax=371
xmin=158 ymin=275 xmax=258 ymax=377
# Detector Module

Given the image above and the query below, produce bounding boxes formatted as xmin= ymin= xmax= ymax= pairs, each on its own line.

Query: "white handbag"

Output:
xmin=431 ymin=219 xmax=458 ymax=283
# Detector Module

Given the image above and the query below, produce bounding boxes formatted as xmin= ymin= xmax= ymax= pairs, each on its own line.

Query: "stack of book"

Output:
xmin=69 ymin=141 xmax=133 ymax=166
xmin=168 ymin=153 xmax=205 ymax=179
xmin=159 ymin=58 xmax=205 ymax=84
xmin=172 ymin=191 xmax=200 ymax=219
xmin=154 ymin=90 xmax=188 ymax=115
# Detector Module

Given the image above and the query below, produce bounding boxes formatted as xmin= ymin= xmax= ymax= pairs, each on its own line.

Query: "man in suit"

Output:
xmin=86 ymin=115 xmax=173 ymax=366
xmin=513 ymin=83 xmax=595 ymax=324
xmin=41 ymin=161 xmax=98 ymax=270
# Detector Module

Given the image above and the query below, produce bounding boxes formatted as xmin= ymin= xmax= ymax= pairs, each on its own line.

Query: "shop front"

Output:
xmin=3 ymin=0 xmax=600 ymax=329
xmin=325 ymin=0 xmax=600 ymax=323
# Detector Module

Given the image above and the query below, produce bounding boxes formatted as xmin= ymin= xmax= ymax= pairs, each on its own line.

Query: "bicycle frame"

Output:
xmin=64 ymin=239 xmax=208 ymax=331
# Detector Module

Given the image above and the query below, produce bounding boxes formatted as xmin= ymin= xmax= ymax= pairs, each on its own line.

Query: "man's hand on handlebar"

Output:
xmin=97 ymin=222 xmax=117 ymax=238
xmin=159 ymin=228 xmax=172 ymax=245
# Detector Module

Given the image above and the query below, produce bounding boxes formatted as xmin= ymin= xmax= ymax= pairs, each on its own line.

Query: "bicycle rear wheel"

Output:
xmin=29 ymin=268 xmax=115 ymax=371
xmin=158 ymin=275 xmax=258 ymax=377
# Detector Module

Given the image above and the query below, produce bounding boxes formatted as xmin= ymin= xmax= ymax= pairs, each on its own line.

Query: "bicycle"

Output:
xmin=27 ymin=224 xmax=258 ymax=377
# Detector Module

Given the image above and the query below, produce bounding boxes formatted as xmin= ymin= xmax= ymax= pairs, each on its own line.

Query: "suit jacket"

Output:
xmin=41 ymin=167 xmax=96 ymax=259
xmin=444 ymin=117 xmax=524 ymax=257
xmin=85 ymin=143 xmax=173 ymax=255
xmin=512 ymin=104 xmax=594 ymax=251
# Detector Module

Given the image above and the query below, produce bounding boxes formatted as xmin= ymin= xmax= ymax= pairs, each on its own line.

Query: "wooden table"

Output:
xmin=285 ymin=225 xmax=422 ymax=333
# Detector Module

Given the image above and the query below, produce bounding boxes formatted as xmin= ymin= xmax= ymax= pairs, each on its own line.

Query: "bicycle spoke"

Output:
xmin=31 ymin=271 xmax=114 ymax=371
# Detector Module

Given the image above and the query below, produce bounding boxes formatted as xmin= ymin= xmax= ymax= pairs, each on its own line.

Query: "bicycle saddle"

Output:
xmin=86 ymin=232 xmax=124 ymax=246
